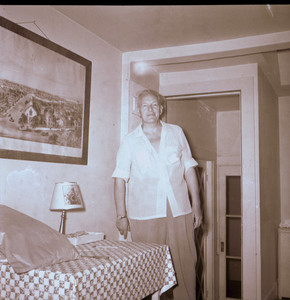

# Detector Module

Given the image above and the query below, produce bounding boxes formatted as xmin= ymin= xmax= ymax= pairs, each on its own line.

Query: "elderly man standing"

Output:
xmin=112 ymin=89 xmax=202 ymax=300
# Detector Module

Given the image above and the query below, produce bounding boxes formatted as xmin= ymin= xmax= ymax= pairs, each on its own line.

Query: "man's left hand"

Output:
xmin=193 ymin=205 xmax=203 ymax=229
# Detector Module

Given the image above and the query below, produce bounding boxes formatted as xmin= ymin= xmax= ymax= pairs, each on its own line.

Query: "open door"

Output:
xmin=217 ymin=165 xmax=242 ymax=300
xmin=195 ymin=160 xmax=214 ymax=300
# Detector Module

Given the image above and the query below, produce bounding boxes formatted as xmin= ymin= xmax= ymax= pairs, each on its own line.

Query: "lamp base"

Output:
xmin=59 ymin=210 xmax=67 ymax=234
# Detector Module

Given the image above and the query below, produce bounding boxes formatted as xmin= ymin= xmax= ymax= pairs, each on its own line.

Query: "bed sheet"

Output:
xmin=0 ymin=239 xmax=177 ymax=299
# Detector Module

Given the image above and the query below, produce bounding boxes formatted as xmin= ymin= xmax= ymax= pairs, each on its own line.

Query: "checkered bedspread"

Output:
xmin=0 ymin=240 xmax=177 ymax=299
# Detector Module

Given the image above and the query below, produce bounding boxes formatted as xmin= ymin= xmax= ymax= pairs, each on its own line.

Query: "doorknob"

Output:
xmin=221 ymin=241 xmax=224 ymax=252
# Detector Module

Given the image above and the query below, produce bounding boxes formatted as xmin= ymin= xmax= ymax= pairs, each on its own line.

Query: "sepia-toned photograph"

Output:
xmin=0 ymin=5 xmax=290 ymax=300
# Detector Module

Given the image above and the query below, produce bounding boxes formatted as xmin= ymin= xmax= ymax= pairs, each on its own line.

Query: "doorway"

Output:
xmin=166 ymin=93 xmax=241 ymax=300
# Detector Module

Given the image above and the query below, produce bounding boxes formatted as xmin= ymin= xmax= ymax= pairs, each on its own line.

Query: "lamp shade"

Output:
xmin=50 ymin=182 xmax=84 ymax=211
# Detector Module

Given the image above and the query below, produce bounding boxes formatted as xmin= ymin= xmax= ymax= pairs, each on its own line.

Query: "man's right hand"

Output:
xmin=116 ymin=217 xmax=129 ymax=239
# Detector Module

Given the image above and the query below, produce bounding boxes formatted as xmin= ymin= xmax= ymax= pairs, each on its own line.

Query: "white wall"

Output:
xmin=166 ymin=99 xmax=216 ymax=161
xmin=0 ymin=6 xmax=122 ymax=238
xmin=217 ymin=111 xmax=241 ymax=162
xmin=279 ymin=96 xmax=290 ymax=224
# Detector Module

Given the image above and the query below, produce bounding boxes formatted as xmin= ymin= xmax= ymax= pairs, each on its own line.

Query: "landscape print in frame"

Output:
xmin=0 ymin=16 xmax=91 ymax=164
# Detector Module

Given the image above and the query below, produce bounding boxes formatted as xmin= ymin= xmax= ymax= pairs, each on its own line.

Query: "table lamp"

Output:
xmin=50 ymin=182 xmax=84 ymax=234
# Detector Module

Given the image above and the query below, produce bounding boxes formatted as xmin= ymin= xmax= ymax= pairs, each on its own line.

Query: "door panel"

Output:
xmin=195 ymin=160 xmax=214 ymax=300
xmin=218 ymin=165 xmax=241 ymax=300
xmin=195 ymin=164 xmax=206 ymax=300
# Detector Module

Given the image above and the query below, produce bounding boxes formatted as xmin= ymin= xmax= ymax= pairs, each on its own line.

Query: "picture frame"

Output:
xmin=0 ymin=16 xmax=92 ymax=165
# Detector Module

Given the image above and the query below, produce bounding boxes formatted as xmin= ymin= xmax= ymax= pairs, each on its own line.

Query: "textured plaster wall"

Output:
xmin=0 ymin=6 xmax=122 ymax=239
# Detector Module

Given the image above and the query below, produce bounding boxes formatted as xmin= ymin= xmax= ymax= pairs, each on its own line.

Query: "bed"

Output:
xmin=0 ymin=205 xmax=177 ymax=299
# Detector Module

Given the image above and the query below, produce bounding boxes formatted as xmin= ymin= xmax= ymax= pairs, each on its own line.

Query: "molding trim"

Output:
xmin=217 ymin=156 xmax=241 ymax=166
xmin=123 ymin=30 xmax=290 ymax=64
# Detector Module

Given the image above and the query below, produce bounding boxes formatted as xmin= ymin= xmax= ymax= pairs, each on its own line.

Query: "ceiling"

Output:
xmin=52 ymin=5 xmax=290 ymax=52
xmin=52 ymin=5 xmax=290 ymax=99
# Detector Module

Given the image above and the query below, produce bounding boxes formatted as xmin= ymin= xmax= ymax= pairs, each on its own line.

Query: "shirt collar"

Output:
xmin=135 ymin=121 xmax=166 ymax=137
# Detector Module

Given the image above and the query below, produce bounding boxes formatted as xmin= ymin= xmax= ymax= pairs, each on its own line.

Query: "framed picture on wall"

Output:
xmin=0 ymin=16 xmax=91 ymax=165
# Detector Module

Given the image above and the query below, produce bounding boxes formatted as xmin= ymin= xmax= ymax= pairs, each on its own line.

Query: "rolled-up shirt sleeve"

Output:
xmin=179 ymin=128 xmax=198 ymax=172
xmin=112 ymin=138 xmax=131 ymax=182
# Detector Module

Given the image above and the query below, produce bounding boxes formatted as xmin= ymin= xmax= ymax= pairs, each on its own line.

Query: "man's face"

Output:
xmin=139 ymin=94 xmax=163 ymax=124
